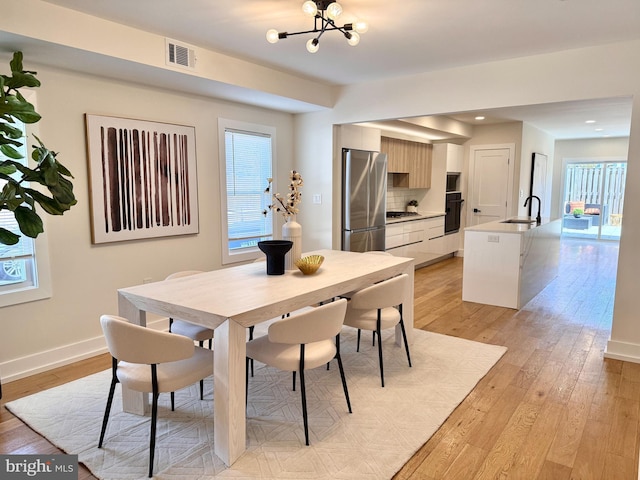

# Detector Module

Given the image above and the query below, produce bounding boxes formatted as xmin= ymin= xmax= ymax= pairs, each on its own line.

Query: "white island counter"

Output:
xmin=462 ymin=217 xmax=561 ymax=309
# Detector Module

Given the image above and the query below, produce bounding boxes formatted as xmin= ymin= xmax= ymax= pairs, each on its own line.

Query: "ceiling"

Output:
xmin=37 ymin=0 xmax=640 ymax=139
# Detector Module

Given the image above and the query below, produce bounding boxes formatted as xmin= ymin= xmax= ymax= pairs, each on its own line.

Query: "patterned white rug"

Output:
xmin=6 ymin=328 xmax=506 ymax=479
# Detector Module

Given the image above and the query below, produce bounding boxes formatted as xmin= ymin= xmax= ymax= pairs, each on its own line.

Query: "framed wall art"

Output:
xmin=85 ymin=114 xmax=199 ymax=244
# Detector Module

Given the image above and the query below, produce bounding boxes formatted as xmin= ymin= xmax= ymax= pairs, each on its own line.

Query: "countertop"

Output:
xmin=464 ymin=216 xmax=555 ymax=234
xmin=386 ymin=211 xmax=446 ymax=225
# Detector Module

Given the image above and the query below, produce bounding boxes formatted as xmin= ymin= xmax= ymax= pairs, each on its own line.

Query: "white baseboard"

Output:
xmin=604 ymin=339 xmax=640 ymax=364
xmin=1 ymin=317 xmax=169 ymax=384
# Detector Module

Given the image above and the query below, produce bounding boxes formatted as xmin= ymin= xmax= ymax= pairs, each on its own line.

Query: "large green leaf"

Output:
xmin=0 ymin=122 xmax=24 ymax=140
xmin=0 ymin=144 xmax=23 ymax=159
xmin=9 ymin=52 xmax=24 ymax=73
xmin=0 ymin=227 xmax=20 ymax=245
xmin=14 ymin=206 xmax=44 ymax=238
xmin=5 ymin=72 xmax=41 ymax=89
xmin=0 ymin=162 xmax=17 ymax=176
xmin=0 ymin=95 xmax=41 ymax=123
xmin=26 ymin=190 xmax=68 ymax=215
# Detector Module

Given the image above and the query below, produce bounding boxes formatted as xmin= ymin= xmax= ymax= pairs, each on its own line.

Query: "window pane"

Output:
xmin=224 ymin=129 xmax=273 ymax=252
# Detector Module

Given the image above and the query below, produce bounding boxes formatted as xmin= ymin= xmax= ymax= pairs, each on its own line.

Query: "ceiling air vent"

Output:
xmin=165 ymin=38 xmax=196 ymax=69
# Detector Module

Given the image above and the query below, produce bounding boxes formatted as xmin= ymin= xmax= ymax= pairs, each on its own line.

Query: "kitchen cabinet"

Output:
xmin=381 ymin=136 xmax=432 ymax=188
xmin=434 ymin=143 xmax=463 ymax=172
xmin=386 ymin=215 xmax=450 ymax=266
xmin=462 ymin=219 xmax=560 ymax=309
xmin=340 ymin=124 xmax=381 ymax=151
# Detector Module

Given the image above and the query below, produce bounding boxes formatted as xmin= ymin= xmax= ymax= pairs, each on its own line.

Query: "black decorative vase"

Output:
xmin=258 ymin=240 xmax=293 ymax=275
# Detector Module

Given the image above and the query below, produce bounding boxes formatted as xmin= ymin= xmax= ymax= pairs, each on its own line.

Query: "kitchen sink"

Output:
xmin=501 ymin=219 xmax=537 ymax=224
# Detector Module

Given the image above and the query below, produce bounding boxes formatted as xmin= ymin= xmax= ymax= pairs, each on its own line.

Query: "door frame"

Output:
xmin=560 ymin=155 xmax=627 ymax=240
xmin=467 ymin=143 xmax=516 ymax=227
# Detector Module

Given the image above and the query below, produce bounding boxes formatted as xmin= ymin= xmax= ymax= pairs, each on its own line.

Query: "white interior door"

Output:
xmin=469 ymin=146 xmax=513 ymax=226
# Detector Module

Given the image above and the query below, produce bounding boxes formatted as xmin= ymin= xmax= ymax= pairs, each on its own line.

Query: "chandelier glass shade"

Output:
xmin=266 ymin=1 xmax=368 ymax=53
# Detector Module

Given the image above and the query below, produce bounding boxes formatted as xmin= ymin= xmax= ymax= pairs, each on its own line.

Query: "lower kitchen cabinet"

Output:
xmin=386 ymin=216 xmax=456 ymax=266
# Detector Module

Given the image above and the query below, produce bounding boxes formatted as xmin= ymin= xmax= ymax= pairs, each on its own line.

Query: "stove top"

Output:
xmin=386 ymin=211 xmax=420 ymax=218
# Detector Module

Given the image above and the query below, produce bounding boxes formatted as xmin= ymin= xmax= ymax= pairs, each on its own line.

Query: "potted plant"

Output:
xmin=573 ymin=208 xmax=584 ymax=218
xmin=0 ymin=52 xmax=77 ymax=246
xmin=407 ymin=199 xmax=419 ymax=213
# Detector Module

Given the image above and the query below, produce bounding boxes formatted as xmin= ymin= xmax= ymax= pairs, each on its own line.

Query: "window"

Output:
xmin=0 ymin=91 xmax=52 ymax=307
xmin=219 ymin=119 xmax=275 ymax=264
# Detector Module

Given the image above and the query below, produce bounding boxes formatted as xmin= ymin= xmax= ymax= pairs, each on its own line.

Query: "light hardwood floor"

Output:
xmin=1 ymin=238 xmax=637 ymax=479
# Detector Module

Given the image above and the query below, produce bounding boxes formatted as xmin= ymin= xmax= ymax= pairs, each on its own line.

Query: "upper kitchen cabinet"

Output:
xmin=435 ymin=143 xmax=464 ymax=172
xmin=339 ymin=124 xmax=381 ymax=152
xmin=381 ymin=136 xmax=432 ymax=188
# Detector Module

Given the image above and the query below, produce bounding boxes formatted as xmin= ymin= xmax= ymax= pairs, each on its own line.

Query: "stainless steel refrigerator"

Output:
xmin=342 ymin=148 xmax=387 ymax=252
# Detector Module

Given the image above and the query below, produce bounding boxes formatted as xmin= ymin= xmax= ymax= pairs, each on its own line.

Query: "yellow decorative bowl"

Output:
xmin=295 ymin=255 xmax=324 ymax=275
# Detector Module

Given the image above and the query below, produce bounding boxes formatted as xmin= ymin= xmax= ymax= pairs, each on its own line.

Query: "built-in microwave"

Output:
xmin=446 ymin=173 xmax=460 ymax=192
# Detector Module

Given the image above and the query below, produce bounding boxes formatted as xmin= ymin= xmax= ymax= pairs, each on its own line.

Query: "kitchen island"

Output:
xmin=462 ymin=217 xmax=561 ymax=309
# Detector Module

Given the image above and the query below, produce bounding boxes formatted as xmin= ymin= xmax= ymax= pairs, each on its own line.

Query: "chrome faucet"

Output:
xmin=524 ymin=195 xmax=542 ymax=225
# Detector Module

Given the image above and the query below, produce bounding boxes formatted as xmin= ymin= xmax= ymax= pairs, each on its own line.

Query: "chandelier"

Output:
xmin=266 ymin=1 xmax=369 ymax=53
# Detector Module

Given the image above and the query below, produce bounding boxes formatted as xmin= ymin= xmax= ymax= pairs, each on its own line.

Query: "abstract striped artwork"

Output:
xmin=86 ymin=115 xmax=199 ymax=243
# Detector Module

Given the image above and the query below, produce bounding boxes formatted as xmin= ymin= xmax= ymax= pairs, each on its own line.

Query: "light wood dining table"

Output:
xmin=117 ymin=249 xmax=414 ymax=466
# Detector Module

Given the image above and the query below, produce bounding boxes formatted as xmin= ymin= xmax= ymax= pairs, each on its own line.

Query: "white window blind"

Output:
xmin=223 ymin=127 xmax=273 ymax=257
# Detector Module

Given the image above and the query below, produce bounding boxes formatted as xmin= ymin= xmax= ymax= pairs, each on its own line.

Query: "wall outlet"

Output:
xmin=488 ymin=235 xmax=500 ymax=243
xmin=312 ymin=194 xmax=322 ymax=204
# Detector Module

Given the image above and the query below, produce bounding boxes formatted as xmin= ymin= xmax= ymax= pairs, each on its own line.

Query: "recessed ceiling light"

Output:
xmin=475 ymin=116 xmax=485 ymax=121
xmin=595 ymin=128 xmax=604 ymax=132
xmin=585 ymin=120 xmax=596 ymax=124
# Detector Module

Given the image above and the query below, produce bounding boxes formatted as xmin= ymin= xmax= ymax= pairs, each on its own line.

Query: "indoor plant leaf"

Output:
xmin=0 ymin=144 xmax=24 ymax=159
xmin=14 ymin=205 xmax=44 ymax=238
xmin=0 ymin=227 xmax=20 ymax=245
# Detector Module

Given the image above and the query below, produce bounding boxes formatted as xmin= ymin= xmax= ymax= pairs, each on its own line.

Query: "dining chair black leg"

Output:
xmin=171 ymin=392 xmax=175 ymax=411
xmin=398 ymin=305 xmax=412 ymax=367
xmin=245 ymin=357 xmax=250 ymax=407
xmin=249 ymin=326 xmax=255 ymax=377
xmin=208 ymin=338 xmax=213 ymax=349
xmin=298 ymin=345 xmax=309 ymax=446
xmin=292 ymin=371 xmax=296 ymax=391
xmin=376 ymin=310 xmax=385 ymax=387
xmin=200 ymin=379 xmax=204 ymax=400
xmin=98 ymin=378 xmax=117 ymax=447
xmin=99 ymin=357 xmax=118 ymax=448
xmin=149 ymin=366 xmax=159 ymax=478
xmin=335 ymin=334 xmax=352 ymax=413
xmin=356 ymin=329 xmax=361 ymax=352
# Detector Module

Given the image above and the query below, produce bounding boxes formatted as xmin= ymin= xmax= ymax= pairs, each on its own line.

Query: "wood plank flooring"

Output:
xmin=1 ymin=238 xmax=636 ymax=479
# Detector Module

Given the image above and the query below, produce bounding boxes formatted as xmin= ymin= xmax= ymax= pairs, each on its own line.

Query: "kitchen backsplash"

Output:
xmin=387 ymin=182 xmax=428 ymax=212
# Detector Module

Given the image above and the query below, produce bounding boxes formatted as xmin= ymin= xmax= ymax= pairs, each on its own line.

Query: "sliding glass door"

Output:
xmin=562 ymin=161 xmax=626 ymax=240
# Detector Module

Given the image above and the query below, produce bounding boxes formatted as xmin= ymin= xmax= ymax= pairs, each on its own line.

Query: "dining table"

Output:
xmin=117 ymin=249 xmax=414 ymax=466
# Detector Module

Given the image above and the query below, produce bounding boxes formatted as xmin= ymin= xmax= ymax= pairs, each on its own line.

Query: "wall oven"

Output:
xmin=445 ymin=192 xmax=464 ymax=234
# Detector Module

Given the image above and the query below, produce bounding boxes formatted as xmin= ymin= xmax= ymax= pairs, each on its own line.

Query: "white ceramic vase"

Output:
xmin=282 ymin=215 xmax=302 ymax=270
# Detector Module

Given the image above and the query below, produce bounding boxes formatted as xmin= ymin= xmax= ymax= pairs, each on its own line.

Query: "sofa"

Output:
xmin=564 ymin=201 xmax=609 ymax=227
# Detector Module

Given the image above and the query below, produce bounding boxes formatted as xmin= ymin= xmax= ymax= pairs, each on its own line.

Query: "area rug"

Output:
xmin=6 ymin=328 xmax=506 ymax=479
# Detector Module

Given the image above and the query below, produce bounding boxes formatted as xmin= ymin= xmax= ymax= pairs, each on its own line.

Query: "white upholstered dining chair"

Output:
xmin=98 ymin=314 xmax=214 ymax=478
xmin=245 ymin=298 xmax=352 ymax=446
xmin=343 ymin=273 xmax=412 ymax=387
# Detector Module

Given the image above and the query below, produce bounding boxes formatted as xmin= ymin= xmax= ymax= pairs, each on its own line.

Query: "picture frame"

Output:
xmin=85 ymin=114 xmax=199 ymax=244
xmin=529 ymin=152 xmax=547 ymax=217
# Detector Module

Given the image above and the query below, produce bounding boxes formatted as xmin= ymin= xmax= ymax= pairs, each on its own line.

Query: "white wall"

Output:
xmin=519 ymin=124 xmax=556 ymax=218
xmin=0 ymin=60 xmax=294 ymax=381
xmin=297 ymin=39 xmax=640 ymax=363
